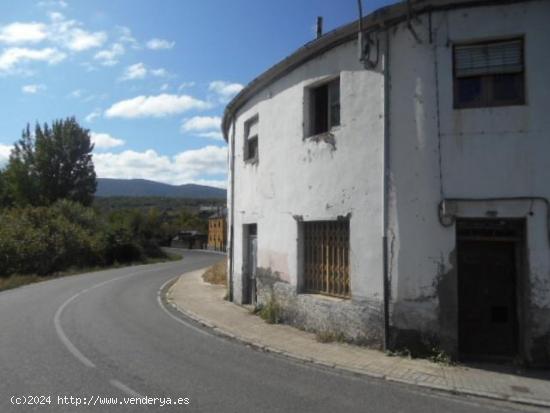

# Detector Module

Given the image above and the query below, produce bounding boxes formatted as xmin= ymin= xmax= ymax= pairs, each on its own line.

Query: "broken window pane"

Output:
xmin=309 ymin=77 xmax=340 ymax=136
xmin=244 ymin=115 xmax=259 ymax=162
xmin=329 ymin=78 xmax=340 ymax=127
xmin=312 ymin=84 xmax=328 ymax=135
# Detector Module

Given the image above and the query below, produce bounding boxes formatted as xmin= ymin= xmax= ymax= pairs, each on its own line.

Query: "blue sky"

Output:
xmin=0 ymin=0 xmax=397 ymax=188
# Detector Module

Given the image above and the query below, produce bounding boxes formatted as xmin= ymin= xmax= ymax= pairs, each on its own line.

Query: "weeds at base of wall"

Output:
xmin=428 ymin=347 xmax=455 ymax=366
xmin=386 ymin=348 xmax=413 ymax=359
xmin=256 ymin=297 xmax=282 ymax=324
xmin=386 ymin=346 xmax=456 ymax=365
xmin=316 ymin=330 xmax=347 ymax=343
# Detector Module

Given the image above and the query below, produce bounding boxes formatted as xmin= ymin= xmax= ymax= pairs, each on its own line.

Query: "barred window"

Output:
xmin=303 ymin=220 xmax=350 ymax=298
xmin=454 ymin=39 xmax=525 ymax=108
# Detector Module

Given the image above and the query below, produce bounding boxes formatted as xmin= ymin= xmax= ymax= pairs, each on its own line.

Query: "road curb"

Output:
xmin=164 ymin=276 xmax=550 ymax=410
xmin=164 ymin=248 xmax=227 ymax=256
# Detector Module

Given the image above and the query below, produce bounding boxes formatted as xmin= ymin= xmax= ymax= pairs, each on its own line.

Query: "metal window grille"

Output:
xmin=303 ymin=220 xmax=350 ymax=298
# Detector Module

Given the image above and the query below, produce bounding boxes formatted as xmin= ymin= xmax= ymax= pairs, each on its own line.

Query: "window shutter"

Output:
xmin=455 ymin=40 xmax=523 ymax=77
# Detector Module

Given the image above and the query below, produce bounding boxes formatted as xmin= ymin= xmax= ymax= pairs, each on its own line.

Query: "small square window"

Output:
xmin=454 ymin=39 xmax=525 ymax=108
xmin=309 ymin=77 xmax=340 ymax=136
xmin=243 ymin=115 xmax=259 ymax=163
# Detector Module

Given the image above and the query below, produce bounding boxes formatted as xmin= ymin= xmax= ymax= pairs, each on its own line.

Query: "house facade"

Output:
xmin=208 ymin=211 xmax=227 ymax=251
xmin=223 ymin=0 xmax=550 ymax=366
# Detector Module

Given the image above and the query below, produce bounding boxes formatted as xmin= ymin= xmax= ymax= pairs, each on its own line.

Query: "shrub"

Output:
xmin=258 ymin=297 xmax=282 ymax=324
xmin=202 ymin=260 xmax=227 ymax=285
xmin=0 ymin=201 xmax=169 ymax=277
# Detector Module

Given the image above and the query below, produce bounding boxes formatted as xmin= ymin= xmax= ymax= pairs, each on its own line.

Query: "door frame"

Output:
xmin=456 ymin=218 xmax=526 ymax=362
xmin=242 ymin=224 xmax=257 ymax=305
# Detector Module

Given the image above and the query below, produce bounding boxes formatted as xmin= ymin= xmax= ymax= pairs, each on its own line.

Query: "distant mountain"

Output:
xmin=95 ymin=178 xmax=226 ymax=199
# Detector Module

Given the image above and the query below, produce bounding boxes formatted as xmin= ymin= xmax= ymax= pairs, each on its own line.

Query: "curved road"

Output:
xmin=0 ymin=251 xmax=535 ymax=412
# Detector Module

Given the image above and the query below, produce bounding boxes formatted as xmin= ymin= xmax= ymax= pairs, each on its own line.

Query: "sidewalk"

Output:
xmin=165 ymin=268 xmax=550 ymax=409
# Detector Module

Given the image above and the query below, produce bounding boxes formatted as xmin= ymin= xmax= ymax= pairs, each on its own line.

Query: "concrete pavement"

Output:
xmin=167 ymin=267 xmax=550 ymax=410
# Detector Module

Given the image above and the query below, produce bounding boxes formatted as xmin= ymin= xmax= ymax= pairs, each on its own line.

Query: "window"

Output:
xmin=243 ymin=115 xmax=259 ymax=162
xmin=309 ymin=77 xmax=340 ymax=136
xmin=454 ymin=39 xmax=525 ymax=108
xmin=303 ymin=220 xmax=350 ymax=298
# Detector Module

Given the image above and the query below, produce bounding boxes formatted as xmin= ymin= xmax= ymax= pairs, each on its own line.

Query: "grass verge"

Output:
xmin=0 ymin=252 xmax=182 ymax=293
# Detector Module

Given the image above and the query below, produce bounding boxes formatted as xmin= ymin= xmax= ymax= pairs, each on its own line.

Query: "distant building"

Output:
xmin=172 ymin=231 xmax=207 ymax=250
xmin=223 ymin=0 xmax=550 ymax=366
xmin=198 ymin=205 xmax=221 ymax=220
xmin=208 ymin=210 xmax=227 ymax=251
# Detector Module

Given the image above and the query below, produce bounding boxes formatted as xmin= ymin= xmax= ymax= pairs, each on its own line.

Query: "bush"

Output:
xmin=258 ymin=297 xmax=282 ymax=324
xmin=0 ymin=201 xmax=169 ymax=277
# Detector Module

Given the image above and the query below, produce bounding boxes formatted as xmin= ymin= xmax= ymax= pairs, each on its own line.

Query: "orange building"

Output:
xmin=208 ymin=211 xmax=227 ymax=251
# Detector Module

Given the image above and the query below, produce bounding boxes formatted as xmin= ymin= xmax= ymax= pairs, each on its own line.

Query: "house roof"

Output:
xmin=221 ymin=0 xmax=531 ymax=140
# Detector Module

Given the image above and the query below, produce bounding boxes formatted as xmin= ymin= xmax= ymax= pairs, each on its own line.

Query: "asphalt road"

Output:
xmin=0 ymin=250 xmax=539 ymax=413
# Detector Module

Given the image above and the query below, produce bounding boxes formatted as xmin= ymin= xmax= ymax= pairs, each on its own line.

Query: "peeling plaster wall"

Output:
xmin=388 ymin=1 xmax=550 ymax=364
xmin=229 ymin=40 xmax=386 ymax=337
xmin=228 ymin=0 xmax=550 ymax=363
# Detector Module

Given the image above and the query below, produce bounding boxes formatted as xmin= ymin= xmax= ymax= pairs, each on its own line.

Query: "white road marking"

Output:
xmin=54 ymin=289 xmax=97 ymax=368
xmin=54 ymin=267 xmax=162 ymax=368
xmin=109 ymin=379 xmax=144 ymax=398
xmin=157 ymin=276 xmax=214 ymax=338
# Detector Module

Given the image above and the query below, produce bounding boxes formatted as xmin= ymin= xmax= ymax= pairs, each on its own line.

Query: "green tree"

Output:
xmin=0 ymin=170 xmax=11 ymax=207
xmin=4 ymin=118 xmax=96 ymax=206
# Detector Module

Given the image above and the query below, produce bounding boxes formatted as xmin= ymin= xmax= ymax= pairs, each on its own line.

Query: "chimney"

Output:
xmin=316 ymin=16 xmax=323 ymax=39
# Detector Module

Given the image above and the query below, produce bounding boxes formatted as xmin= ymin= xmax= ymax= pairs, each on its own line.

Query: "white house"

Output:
xmin=222 ymin=0 xmax=550 ymax=366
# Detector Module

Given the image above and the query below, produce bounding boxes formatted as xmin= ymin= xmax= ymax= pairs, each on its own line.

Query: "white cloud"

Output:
xmin=84 ymin=108 xmax=101 ymax=123
xmin=0 ymin=47 xmax=66 ymax=73
xmin=150 ymin=68 xmax=167 ymax=77
xmin=68 ymin=89 xmax=82 ymax=98
xmin=22 ymin=84 xmax=46 ymax=94
xmin=48 ymin=12 xmax=65 ymax=22
xmin=63 ymin=27 xmax=106 ymax=51
xmin=0 ymin=13 xmax=108 ymax=74
xmin=90 ymin=132 xmax=125 ymax=150
xmin=120 ymin=63 xmax=168 ymax=81
xmin=181 ymin=116 xmax=221 ymax=132
xmin=197 ymin=131 xmax=223 ymax=141
xmin=93 ymin=145 xmax=227 ymax=187
xmin=160 ymin=83 xmax=169 ymax=91
xmin=0 ymin=22 xmax=48 ymax=45
xmin=146 ymin=38 xmax=175 ymax=50
xmin=178 ymin=81 xmax=195 ymax=91
xmin=181 ymin=116 xmax=223 ymax=141
xmin=105 ymin=94 xmax=210 ymax=119
xmin=37 ymin=0 xmax=68 ymax=9
xmin=94 ymin=43 xmax=124 ymax=66
xmin=120 ymin=62 xmax=146 ymax=80
xmin=117 ymin=26 xmax=139 ymax=49
xmin=47 ymin=12 xmax=106 ymax=52
xmin=0 ymin=143 xmax=12 ymax=167
xmin=209 ymin=80 xmax=243 ymax=102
